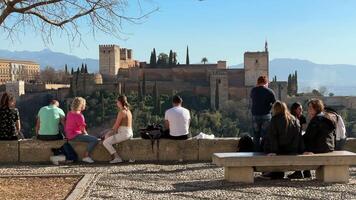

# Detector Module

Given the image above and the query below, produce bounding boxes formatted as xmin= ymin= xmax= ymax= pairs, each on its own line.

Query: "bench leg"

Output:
xmin=316 ymin=165 xmax=349 ymax=183
xmin=224 ymin=167 xmax=254 ymax=183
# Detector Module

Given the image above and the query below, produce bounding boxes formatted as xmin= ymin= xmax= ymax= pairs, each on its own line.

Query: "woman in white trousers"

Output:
xmin=103 ymin=95 xmax=133 ymax=164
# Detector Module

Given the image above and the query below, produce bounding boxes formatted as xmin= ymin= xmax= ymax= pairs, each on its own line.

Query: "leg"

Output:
xmin=252 ymin=117 xmax=262 ymax=152
xmin=103 ymin=135 xmax=117 ymax=155
xmin=103 ymin=129 xmax=132 ymax=158
xmin=316 ymin=165 xmax=349 ymax=183
xmin=73 ymin=135 xmax=99 ymax=156
xmin=37 ymin=134 xmax=63 ymax=141
xmin=224 ymin=167 xmax=254 ymax=183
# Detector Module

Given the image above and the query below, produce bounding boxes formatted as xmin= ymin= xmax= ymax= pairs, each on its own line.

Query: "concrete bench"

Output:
xmin=212 ymin=151 xmax=356 ymax=183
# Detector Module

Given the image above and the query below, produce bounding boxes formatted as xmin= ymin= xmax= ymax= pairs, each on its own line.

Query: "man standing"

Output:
xmin=36 ymin=99 xmax=65 ymax=140
xmin=250 ymin=76 xmax=276 ymax=152
xmin=163 ymin=95 xmax=190 ymax=140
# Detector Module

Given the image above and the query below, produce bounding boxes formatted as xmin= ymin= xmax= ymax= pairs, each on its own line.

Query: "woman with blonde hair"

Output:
xmin=103 ymin=95 xmax=133 ymax=164
xmin=262 ymin=101 xmax=304 ymax=179
xmin=65 ymin=97 xmax=99 ymax=163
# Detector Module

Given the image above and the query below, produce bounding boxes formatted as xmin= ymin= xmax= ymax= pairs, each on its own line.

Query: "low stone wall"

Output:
xmin=1 ymin=138 xmax=356 ymax=164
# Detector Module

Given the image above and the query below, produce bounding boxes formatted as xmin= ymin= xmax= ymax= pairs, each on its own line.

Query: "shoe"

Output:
xmin=82 ymin=157 xmax=94 ymax=163
xmin=109 ymin=157 xmax=123 ymax=164
xmin=288 ymin=171 xmax=304 ymax=179
xmin=303 ymin=170 xmax=311 ymax=178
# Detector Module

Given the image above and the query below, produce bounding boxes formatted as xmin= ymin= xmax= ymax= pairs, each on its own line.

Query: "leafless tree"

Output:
xmin=0 ymin=0 xmax=158 ymax=44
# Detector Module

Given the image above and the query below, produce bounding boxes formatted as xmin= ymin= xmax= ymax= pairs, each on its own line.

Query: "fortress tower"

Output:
xmin=99 ymin=45 xmax=121 ymax=77
xmin=244 ymin=42 xmax=269 ymax=87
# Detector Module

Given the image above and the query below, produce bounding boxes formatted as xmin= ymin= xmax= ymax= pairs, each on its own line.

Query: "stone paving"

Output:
xmin=0 ymin=163 xmax=355 ymax=200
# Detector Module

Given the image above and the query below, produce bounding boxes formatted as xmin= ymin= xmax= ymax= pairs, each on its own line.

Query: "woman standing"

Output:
xmin=65 ymin=97 xmax=99 ymax=163
xmin=0 ymin=92 xmax=21 ymax=140
xmin=103 ymin=95 xmax=133 ymax=164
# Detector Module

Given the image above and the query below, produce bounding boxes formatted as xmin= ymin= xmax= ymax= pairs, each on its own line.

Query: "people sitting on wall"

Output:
xmin=262 ymin=101 xmax=304 ymax=179
xmin=0 ymin=92 xmax=21 ymax=140
xmin=300 ymin=98 xmax=336 ymax=179
xmin=36 ymin=99 xmax=65 ymax=141
xmin=103 ymin=95 xmax=133 ymax=164
xmin=162 ymin=95 xmax=191 ymax=140
xmin=65 ymin=97 xmax=99 ymax=163
xmin=290 ymin=102 xmax=307 ymax=131
xmin=250 ymin=76 xmax=276 ymax=152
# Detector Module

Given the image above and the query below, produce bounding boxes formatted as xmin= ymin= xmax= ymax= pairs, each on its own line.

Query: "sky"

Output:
xmin=1 ymin=0 xmax=356 ymax=65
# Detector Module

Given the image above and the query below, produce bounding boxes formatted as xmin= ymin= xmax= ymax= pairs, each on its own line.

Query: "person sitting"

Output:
xmin=290 ymin=102 xmax=307 ymax=131
xmin=324 ymin=107 xmax=347 ymax=151
xmin=36 ymin=99 xmax=65 ymax=141
xmin=301 ymin=98 xmax=336 ymax=178
xmin=162 ymin=95 xmax=190 ymax=140
xmin=65 ymin=97 xmax=99 ymax=163
xmin=262 ymin=101 xmax=304 ymax=179
xmin=237 ymin=134 xmax=255 ymax=152
xmin=0 ymin=92 xmax=21 ymax=140
xmin=103 ymin=95 xmax=133 ymax=164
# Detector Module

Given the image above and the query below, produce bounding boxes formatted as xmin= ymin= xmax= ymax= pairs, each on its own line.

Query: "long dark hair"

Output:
xmin=0 ymin=92 xmax=15 ymax=109
xmin=290 ymin=102 xmax=302 ymax=116
xmin=117 ymin=95 xmax=130 ymax=108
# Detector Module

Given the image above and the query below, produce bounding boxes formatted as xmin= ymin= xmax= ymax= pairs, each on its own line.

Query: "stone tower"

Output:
xmin=99 ymin=44 xmax=121 ymax=77
xmin=210 ymin=70 xmax=228 ymax=110
xmin=244 ymin=42 xmax=269 ymax=87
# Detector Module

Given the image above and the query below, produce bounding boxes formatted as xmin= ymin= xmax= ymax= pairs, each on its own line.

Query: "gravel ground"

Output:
xmin=0 ymin=163 xmax=355 ymax=200
xmin=0 ymin=176 xmax=80 ymax=200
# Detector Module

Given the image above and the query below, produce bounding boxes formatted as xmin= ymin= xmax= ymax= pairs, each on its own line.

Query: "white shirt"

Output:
xmin=165 ymin=106 xmax=191 ymax=136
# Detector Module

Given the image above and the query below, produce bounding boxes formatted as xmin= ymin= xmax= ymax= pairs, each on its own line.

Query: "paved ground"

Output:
xmin=0 ymin=163 xmax=355 ymax=200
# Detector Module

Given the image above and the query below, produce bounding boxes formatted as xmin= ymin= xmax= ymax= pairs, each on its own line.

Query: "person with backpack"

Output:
xmin=65 ymin=97 xmax=99 ymax=163
xmin=324 ymin=107 xmax=347 ymax=150
xmin=103 ymin=95 xmax=133 ymax=164
xmin=262 ymin=101 xmax=304 ymax=179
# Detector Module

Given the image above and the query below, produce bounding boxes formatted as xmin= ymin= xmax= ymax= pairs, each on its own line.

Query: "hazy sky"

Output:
xmin=1 ymin=0 xmax=356 ymax=65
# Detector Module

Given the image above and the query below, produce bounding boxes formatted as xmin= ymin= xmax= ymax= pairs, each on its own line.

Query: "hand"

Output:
xmin=303 ymin=152 xmax=314 ymax=155
xmin=267 ymin=153 xmax=277 ymax=156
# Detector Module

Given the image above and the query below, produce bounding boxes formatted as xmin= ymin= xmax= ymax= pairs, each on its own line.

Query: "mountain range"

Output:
xmin=1 ymin=49 xmax=356 ymax=96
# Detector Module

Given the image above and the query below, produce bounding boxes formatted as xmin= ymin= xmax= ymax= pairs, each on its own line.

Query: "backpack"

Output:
xmin=59 ymin=142 xmax=78 ymax=162
xmin=237 ymin=135 xmax=254 ymax=152
xmin=140 ymin=124 xmax=163 ymax=151
xmin=325 ymin=107 xmax=347 ymax=140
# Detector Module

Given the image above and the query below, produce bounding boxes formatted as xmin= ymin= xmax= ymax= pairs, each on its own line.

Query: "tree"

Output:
xmin=84 ymin=64 xmax=88 ymax=73
xmin=64 ymin=64 xmax=68 ymax=74
xmin=329 ymin=92 xmax=335 ymax=97
xmin=201 ymin=57 xmax=208 ymax=64
xmin=173 ymin=52 xmax=177 ymax=65
xmin=0 ymin=1 xmax=158 ymax=44
xmin=71 ymin=68 xmax=74 ymax=75
xmin=168 ymin=50 xmax=173 ymax=66
xmin=157 ymin=53 xmax=168 ymax=66
xmin=186 ymin=46 xmax=190 ymax=65
xmin=142 ymin=72 xmax=146 ymax=96
xmin=80 ymin=63 xmax=84 ymax=73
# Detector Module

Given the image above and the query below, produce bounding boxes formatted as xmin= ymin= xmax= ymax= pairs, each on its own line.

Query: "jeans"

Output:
xmin=72 ymin=134 xmax=99 ymax=154
xmin=37 ymin=134 xmax=63 ymax=141
xmin=252 ymin=114 xmax=271 ymax=152
xmin=161 ymin=129 xmax=189 ymax=140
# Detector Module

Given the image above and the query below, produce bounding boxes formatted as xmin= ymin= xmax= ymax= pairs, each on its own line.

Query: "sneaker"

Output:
xmin=82 ymin=157 xmax=94 ymax=163
xmin=288 ymin=171 xmax=304 ymax=179
xmin=109 ymin=157 xmax=123 ymax=164
xmin=303 ymin=170 xmax=312 ymax=178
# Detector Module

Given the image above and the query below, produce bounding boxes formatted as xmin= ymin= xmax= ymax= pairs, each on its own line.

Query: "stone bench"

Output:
xmin=212 ymin=151 xmax=356 ymax=183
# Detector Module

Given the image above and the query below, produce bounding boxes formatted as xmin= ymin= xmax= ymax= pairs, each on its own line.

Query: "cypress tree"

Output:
xmin=80 ymin=63 xmax=84 ymax=73
xmin=287 ymin=74 xmax=292 ymax=95
xmin=65 ymin=64 xmax=68 ymax=74
xmin=84 ymin=64 xmax=88 ymax=73
xmin=168 ymin=50 xmax=173 ymax=66
xmin=153 ymin=81 xmax=160 ymax=114
xmin=215 ymin=79 xmax=220 ymax=110
xmin=173 ymin=52 xmax=177 ymax=65
xmin=295 ymin=70 xmax=298 ymax=94
xmin=152 ymin=48 xmax=157 ymax=67
xmin=71 ymin=68 xmax=74 ymax=75
xmin=149 ymin=51 xmax=153 ymax=67
xmin=186 ymin=46 xmax=190 ymax=65
xmin=142 ymin=72 xmax=146 ymax=96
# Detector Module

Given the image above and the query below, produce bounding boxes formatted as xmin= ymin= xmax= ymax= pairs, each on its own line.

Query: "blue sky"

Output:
xmin=1 ymin=0 xmax=356 ymax=65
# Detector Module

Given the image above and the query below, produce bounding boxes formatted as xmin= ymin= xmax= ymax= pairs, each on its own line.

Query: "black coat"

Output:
xmin=264 ymin=114 xmax=304 ymax=154
xmin=303 ymin=113 xmax=336 ymax=153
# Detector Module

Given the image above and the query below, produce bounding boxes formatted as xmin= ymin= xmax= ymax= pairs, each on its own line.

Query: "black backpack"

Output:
xmin=140 ymin=124 xmax=163 ymax=151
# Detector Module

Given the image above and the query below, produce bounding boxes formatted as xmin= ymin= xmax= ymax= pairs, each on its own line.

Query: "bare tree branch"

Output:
xmin=0 ymin=0 xmax=158 ymax=45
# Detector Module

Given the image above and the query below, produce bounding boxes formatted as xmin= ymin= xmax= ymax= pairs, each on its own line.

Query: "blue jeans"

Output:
xmin=72 ymin=134 xmax=99 ymax=154
xmin=252 ymin=114 xmax=271 ymax=152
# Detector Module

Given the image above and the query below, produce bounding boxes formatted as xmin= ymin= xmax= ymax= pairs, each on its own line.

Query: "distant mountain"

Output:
xmin=230 ymin=58 xmax=356 ymax=96
xmin=0 ymin=49 xmax=99 ymax=72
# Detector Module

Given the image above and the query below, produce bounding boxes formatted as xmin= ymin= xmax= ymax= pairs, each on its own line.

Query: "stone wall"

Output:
xmin=1 ymin=138 xmax=355 ymax=164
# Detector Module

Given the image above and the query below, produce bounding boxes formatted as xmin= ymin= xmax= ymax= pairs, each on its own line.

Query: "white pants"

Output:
xmin=103 ymin=127 xmax=133 ymax=155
